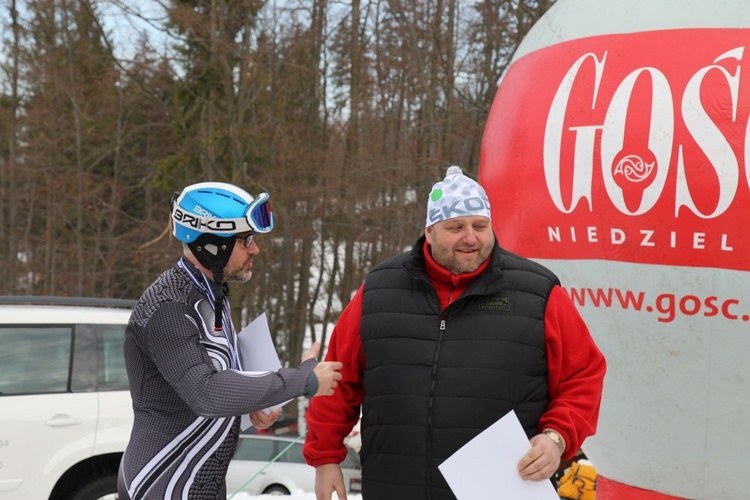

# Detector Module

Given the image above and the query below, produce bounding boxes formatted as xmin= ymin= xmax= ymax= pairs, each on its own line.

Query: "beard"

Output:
xmin=224 ymin=257 xmax=253 ymax=283
xmin=225 ymin=269 xmax=253 ymax=283
xmin=431 ymin=242 xmax=493 ymax=274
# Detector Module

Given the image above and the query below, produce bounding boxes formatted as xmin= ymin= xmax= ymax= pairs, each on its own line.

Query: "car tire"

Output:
xmin=262 ymin=484 xmax=291 ymax=495
xmin=68 ymin=473 xmax=119 ymax=500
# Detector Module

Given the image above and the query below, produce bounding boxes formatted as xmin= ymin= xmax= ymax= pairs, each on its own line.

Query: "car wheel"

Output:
xmin=262 ymin=484 xmax=291 ymax=495
xmin=68 ymin=473 xmax=119 ymax=500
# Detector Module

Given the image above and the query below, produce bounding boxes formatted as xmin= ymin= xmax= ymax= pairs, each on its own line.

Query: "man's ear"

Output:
xmin=424 ymin=225 xmax=433 ymax=244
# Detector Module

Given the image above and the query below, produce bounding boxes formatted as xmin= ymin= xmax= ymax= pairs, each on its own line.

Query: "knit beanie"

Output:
xmin=425 ymin=166 xmax=492 ymax=227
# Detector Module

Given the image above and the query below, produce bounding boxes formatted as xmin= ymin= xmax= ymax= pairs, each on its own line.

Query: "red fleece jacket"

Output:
xmin=303 ymin=242 xmax=606 ymax=465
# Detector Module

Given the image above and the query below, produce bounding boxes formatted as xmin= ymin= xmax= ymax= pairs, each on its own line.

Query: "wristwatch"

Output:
xmin=544 ymin=430 xmax=564 ymax=455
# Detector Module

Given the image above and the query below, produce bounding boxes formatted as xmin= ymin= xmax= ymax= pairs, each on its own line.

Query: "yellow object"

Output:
xmin=558 ymin=459 xmax=597 ymax=500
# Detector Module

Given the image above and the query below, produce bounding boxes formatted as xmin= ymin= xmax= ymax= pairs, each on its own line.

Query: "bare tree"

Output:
xmin=0 ymin=0 xmax=21 ymax=293
xmin=0 ymin=0 xmax=557 ymax=424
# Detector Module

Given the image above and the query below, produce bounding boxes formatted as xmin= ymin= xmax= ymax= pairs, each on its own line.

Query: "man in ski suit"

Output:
xmin=119 ymin=182 xmax=342 ymax=499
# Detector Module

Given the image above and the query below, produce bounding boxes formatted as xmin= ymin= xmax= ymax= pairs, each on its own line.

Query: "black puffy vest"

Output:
xmin=359 ymin=236 xmax=559 ymax=500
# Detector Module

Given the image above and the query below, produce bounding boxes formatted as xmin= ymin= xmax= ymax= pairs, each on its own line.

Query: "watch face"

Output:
xmin=546 ymin=431 xmax=561 ymax=444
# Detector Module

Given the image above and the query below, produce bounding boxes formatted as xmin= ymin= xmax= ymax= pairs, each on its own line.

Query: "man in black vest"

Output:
xmin=303 ymin=167 xmax=606 ymax=500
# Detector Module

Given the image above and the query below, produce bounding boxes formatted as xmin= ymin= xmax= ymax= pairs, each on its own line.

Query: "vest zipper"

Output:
xmin=425 ymin=318 xmax=447 ymax=499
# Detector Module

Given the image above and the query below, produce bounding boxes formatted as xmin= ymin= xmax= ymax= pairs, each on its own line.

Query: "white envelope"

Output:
xmin=236 ymin=313 xmax=292 ymax=429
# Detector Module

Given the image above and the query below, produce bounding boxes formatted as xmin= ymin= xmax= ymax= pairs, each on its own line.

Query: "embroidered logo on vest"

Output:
xmin=479 ymin=295 xmax=509 ymax=311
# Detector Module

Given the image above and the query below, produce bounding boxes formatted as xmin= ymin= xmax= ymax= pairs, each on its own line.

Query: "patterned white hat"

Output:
xmin=425 ymin=166 xmax=492 ymax=227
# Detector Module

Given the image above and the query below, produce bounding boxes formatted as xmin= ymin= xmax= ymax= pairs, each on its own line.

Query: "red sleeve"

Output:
xmin=538 ymin=285 xmax=606 ymax=459
xmin=303 ymin=286 xmax=366 ymax=467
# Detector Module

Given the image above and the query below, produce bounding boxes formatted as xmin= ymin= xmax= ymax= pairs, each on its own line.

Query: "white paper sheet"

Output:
xmin=236 ymin=313 xmax=291 ymax=429
xmin=438 ymin=410 xmax=559 ymax=500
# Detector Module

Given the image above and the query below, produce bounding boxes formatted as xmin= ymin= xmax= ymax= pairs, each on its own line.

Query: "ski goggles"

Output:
xmin=244 ymin=192 xmax=274 ymax=233
xmin=171 ymin=191 xmax=275 ymax=236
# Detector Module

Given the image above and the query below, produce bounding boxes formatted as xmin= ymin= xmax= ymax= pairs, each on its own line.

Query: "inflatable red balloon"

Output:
xmin=479 ymin=1 xmax=750 ymax=499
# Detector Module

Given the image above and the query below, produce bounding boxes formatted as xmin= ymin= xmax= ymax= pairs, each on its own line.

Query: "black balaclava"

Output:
xmin=188 ymin=233 xmax=236 ymax=331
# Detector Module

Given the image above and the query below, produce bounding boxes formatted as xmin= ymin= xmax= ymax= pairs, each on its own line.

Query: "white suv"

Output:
xmin=0 ymin=297 xmax=134 ymax=500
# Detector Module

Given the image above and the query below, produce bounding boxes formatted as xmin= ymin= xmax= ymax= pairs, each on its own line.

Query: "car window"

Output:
xmin=341 ymin=446 xmax=361 ymax=469
xmin=234 ymin=437 xmax=275 ymax=461
xmin=277 ymin=441 xmax=306 ymax=464
xmin=0 ymin=326 xmax=72 ymax=395
xmin=99 ymin=325 xmax=129 ymax=390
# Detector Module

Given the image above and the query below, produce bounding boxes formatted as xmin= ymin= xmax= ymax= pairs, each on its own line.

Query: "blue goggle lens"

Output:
xmin=248 ymin=194 xmax=274 ymax=233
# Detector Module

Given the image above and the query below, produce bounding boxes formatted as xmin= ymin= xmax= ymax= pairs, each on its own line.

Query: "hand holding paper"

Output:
xmin=236 ymin=313 xmax=291 ymax=429
xmin=518 ymin=431 xmax=563 ymax=481
xmin=438 ymin=410 xmax=559 ymax=500
xmin=248 ymin=408 xmax=281 ymax=429
xmin=236 ymin=314 xmax=343 ymax=430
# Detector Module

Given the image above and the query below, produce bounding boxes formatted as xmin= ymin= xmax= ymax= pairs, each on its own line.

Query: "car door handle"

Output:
xmin=45 ymin=414 xmax=82 ymax=427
